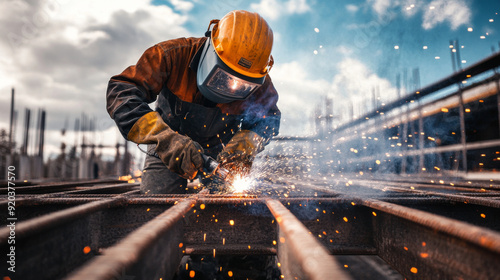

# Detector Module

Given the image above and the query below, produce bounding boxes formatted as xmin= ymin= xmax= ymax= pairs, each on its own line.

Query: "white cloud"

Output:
xmin=0 ymin=0 xmax=191 ymax=158
xmin=270 ymin=61 xmax=330 ymax=135
xmin=250 ymin=0 xmax=280 ymax=21
xmin=286 ymin=0 xmax=310 ymax=14
xmin=269 ymin=56 xmax=396 ymax=134
xmin=368 ymin=0 xmax=393 ymax=17
xmin=335 ymin=45 xmax=354 ymax=56
xmin=366 ymin=0 xmax=471 ymax=30
xmin=330 ymin=58 xmax=396 ymax=119
xmin=401 ymin=0 xmax=419 ymax=17
xmin=250 ymin=0 xmax=310 ymax=21
xmin=345 ymin=4 xmax=359 ymax=13
xmin=169 ymin=0 xmax=194 ymax=12
xmin=422 ymin=0 xmax=471 ymax=30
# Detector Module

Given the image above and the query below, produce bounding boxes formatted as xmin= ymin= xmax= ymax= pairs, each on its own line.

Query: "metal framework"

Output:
xmin=1 ymin=177 xmax=500 ymax=280
xmin=281 ymin=52 xmax=500 ymax=176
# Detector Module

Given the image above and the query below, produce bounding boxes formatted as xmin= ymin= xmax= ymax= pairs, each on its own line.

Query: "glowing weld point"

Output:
xmin=231 ymin=175 xmax=253 ymax=193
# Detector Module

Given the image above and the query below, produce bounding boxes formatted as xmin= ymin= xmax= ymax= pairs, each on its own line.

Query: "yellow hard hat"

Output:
xmin=209 ymin=10 xmax=274 ymax=78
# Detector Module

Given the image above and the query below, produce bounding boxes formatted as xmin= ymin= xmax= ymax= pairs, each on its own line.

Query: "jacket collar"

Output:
xmin=189 ymin=37 xmax=208 ymax=71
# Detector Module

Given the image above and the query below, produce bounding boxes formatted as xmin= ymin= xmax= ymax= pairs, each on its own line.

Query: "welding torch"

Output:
xmin=137 ymin=144 xmax=229 ymax=182
xmin=200 ymin=153 xmax=229 ymax=182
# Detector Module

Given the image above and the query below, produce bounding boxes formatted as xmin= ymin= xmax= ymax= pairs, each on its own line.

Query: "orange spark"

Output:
xmin=83 ymin=246 xmax=91 ymax=254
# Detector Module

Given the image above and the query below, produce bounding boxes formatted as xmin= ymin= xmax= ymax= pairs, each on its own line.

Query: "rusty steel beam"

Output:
xmin=0 ymin=188 xmax=143 ymax=280
xmin=65 ymin=198 xmax=195 ymax=280
xmin=362 ymin=198 xmax=500 ymax=280
xmin=356 ymin=181 xmax=500 ymax=208
xmin=0 ymin=198 xmax=122 ymax=280
xmin=0 ymin=190 xmax=140 ymax=207
xmin=2 ymin=193 xmax=483 ymax=208
xmin=298 ymin=177 xmax=500 ymax=209
xmin=0 ymin=198 xmax=119 ymax=240
xmin=48 ymin=183 xmax=139 ymax=195
xmin=0 ymin=179 xmax=125 ymax=194
xmin=265 ymin=199 xmax=353 ymax=280
xmin=365 ymin=174 xmax=500 ymax=190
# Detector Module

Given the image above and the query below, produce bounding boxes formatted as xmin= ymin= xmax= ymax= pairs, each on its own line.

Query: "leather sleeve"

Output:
xmin=106 ymin=44 xmax=169 ymax=139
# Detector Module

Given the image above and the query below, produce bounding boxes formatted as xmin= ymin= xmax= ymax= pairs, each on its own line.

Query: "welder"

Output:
xmin=106 ymin=10 xmax=280 ymax=194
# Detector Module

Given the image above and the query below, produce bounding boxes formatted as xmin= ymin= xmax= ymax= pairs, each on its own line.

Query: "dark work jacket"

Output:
xmin=106 ymin=37 xmax=281 ymax=155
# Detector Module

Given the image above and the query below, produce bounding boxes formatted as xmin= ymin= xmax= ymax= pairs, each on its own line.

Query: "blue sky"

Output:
xmin=0 ymin=0 xmax=499 ymax=159
xmin=150 ymin=0 xmax=500 ymax=87
xmin=151 ymin=0 xmax=500 ymax=123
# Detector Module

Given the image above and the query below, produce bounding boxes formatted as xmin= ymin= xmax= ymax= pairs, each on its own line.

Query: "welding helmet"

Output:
xmin=197 ymin=10 xmax=274 ymax=103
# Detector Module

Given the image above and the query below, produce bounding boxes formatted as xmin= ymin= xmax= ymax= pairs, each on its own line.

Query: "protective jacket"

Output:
xmin=106 ymin=37 xmax=280 ymax=157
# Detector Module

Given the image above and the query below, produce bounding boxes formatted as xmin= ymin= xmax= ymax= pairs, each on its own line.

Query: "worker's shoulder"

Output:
xmin=155 ymin=37 xmax=207 ymax=53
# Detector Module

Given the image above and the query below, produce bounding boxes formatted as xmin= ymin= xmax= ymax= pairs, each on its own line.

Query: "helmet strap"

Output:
xmin=206 ymin=19 xmax=220 ymax=32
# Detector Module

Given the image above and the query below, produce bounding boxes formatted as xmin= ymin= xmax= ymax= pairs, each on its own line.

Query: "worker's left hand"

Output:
xmin=217 ymin=130 xmax=265 ymax=176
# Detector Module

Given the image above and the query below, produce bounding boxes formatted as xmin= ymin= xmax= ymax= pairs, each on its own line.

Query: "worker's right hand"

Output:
xmin=127 ymin=111 xmax=204 ymax=179
xmin=217 ymin=130 xmax=264 ymax=176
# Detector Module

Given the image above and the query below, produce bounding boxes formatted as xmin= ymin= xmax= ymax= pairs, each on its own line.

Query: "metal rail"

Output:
xmin=362 ymin=198 xmax=500 ymax=279
xmin=334 ymin=52 xmax=500 ymax=133
xmin=266 ymin=199 xmax=352 ymax=280
xmin=65 ymin=198 xmax=196 ymax=280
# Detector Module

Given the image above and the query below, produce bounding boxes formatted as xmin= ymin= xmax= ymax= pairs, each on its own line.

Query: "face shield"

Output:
xmin=197 ymin=39 xmax=265 ymax=104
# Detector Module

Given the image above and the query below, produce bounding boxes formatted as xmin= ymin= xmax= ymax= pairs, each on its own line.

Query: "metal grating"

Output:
xmin=1 ymin=177 xmax=500 ymax=280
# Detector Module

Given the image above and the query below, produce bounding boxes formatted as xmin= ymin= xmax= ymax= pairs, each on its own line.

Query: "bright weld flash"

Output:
xmin=231 ymin=175 xmax=253 ymax=193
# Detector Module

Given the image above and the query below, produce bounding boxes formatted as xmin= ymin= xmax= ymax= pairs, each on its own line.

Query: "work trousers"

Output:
xmin=141 ymin=144 xmax=188 ymax=194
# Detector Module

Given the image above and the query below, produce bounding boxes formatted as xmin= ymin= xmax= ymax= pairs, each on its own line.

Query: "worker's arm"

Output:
xmin=106 ymin=44 xmax=166 ymax=139
xmin=106 ymin=45 xmax=203 ymax=179
xmin=240 ymin=75 xmax=281 ymax=141
xmin=217 ymin=76 xmax=281 ymax=172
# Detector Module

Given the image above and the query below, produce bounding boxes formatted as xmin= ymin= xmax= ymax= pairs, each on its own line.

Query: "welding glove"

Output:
xmin=128 ymin=111 xmax=204 ymax=179
xmin=217 ymin=130 xmax=265 ymax=176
